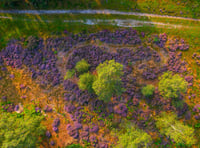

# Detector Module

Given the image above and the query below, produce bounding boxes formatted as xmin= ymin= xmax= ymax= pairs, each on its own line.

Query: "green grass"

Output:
xmin=0 ymin=19 xmax=117 ymax=49
xmin=0 ymin=12 xmax=199 ymax=50
xmin=0 ymin=21 xmax=199 ymax=49
xmin=0 ymin=0 xmax=200 ymax=18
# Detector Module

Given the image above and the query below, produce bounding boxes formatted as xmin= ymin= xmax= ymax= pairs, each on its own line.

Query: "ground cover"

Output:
xmin=0 ymin=2 xmax=200 ymax=147
xmin=1 ymin=26 xmax=200 ymax=147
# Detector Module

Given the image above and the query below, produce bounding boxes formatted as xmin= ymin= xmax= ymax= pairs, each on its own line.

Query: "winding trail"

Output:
xmin=0 ymin=9 xmax=200 ymax=21
xmin=0 ymin=16 xmax=189 ymax=28
xmin=63 ymin=19 xmax=188 ymax=28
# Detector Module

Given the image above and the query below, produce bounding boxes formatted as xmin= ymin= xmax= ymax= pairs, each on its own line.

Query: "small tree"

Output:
xmin=158 ymin=71 xmax=188 ymax=99
xmin=155 ymin=112 xmax=196 ymax=146
xmin=0 ymin=110 xmax=46 ymax=148
xmin=114 ymin=124 xmax=152 ymax=148
xmin=92 ymin=60 xmax=124 ymax=102
xmin=78 ymin=73 xmax=95 ymax=93
xmin=75 ymin=59 xmax=90 ymax=73
xmin=141 ymin=85 xmax=155 ymax=97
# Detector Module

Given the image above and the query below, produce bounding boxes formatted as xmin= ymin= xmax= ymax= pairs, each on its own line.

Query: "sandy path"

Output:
xmin=0 ymin=9 xmax=199 ymax=21
xmin=0 ymin=17 xmax=193 ymax=29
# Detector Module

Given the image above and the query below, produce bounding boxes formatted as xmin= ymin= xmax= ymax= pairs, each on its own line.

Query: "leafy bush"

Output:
xmin=171 ymin=99 xmax=184 ymax=109
xmin=155 ymin=112 xmax=196 ymax=146
xmin=78 ymin=73 xmax=95 ymax=93
xmin=75 ymin=59 xmax=90 ymax=73
xmin=92 ymin=60 xmax=124 ymax=102
xmin=194 ymin=123 xmax=200 ymax=128
xmin=114 ymin=123 xmax=152 ymax=148
xmin=0 ymin=110 xmax=46 ymax=148
xmin=141 ymin=85 xmax=155 ymax=97
xmin=64 ymin=69 xmax=75 ymax=80
xmin=158 ymin=71 xmax=188 ymax=99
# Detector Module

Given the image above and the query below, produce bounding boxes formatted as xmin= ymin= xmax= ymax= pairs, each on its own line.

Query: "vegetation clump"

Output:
xmin=64 ymin=69 xmax=76 ymax=80
xmin=141 ymin=85 xmax=155 ymax=97
xmin=75 ymin=59 xmax=90 ymax=73
xmin=155 ymin=112 xmax=196 ymax=146
xmin=114 ymin=123 xmax=152 ymax=148
xmin=78 ymin=73 xmax=95 ymax=93
xmin=158 ymin=71 xmax=188 ymax=99
xmin=92 ymin=60 xmax=124 ymax=102
xmin=0 ymin=109 xmax=46 ymax=148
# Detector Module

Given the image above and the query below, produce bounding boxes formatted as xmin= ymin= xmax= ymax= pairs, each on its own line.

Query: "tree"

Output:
xmin=0 ymin=110 xmax=46 ymax=148
xmin=92 ymin=60 xmax=124 ymax=102
xmin=75 ymin=59 xmax=90 ymax=73
xmin=78 ymin=73 xmax=95 ymax=93
xmin=158 ymin=71 xmax=188 ymax=99
xmin=114 ymin=124 xmax=152 ymax=148
xmin=141 ymin=85 xmax=155 ymax=97
xmin=155 ymin=112 xmax=196 ymax=146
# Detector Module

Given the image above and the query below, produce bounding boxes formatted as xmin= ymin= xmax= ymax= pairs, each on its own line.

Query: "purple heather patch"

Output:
xmin=89 ymin=124 xmax=99 ymax=133
xmin=0 ymin=29 xmax=195 ymax=147
xmin=43 ymin=105 xmax=53 ymax=112
xmin=46 ymin=131 xmax=51 ymax=138
xmin=52 ymin=118 xmax=60 ymax=127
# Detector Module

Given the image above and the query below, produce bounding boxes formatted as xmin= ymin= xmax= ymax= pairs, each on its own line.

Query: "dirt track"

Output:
xmin=0 ymin=9 xmax=200 ymax=21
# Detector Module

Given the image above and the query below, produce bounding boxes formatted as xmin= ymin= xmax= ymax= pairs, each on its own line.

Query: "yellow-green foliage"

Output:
xmin=78 ymin=73 xmax=95 ymax=93
xmin=92 ymin=60 xmax=124 ymax=102
xmin=155 ymin=112 xmax=196 ymax=146
xmin=64 ymin=69 xmax=75 ymax=80
xmin=141 ymin=85 xmax=155 ymax=97
xmin=75 ymin=59 xmax=90 ymax=73
xmin=158 ymin=71 xmax=188 ymax=99
xmin=115 ymin=124 xmax=152 ymax=148
xmin=0 ymin=110 xmax=46 ymax=148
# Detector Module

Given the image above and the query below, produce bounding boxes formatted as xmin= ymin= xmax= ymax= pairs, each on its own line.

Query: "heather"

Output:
xmin=0 ymin=27 xmax=200 ymax=147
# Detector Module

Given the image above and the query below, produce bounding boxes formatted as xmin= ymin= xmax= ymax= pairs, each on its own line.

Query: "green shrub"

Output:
xmin=194 ymin=123 xmax=200 ymax=128
xmin=64 ymin=69 xmax=75 ymax=80
xmin=0 ymin=110 xmax=46 ymax=148
xmin=92 ymin=60 xmax=124 ymax=102
xmin=78 ymin=73 xmax=95 ymax=93
xmin=75 ymin=59 xmax=90 ymax=73
xmin=158 ymin=71 xmax=188 ymax=99
xmin=155 ymin=112 xmax=196 ymax=146
xmin=66 ymin=143 xmax=84 ymax=148
xmin=171 ymin=99 xmax=184 ymax=109
xmin=114 ymin=123 xmax=152 ymax=148
xmin=141 ymin=85 xmax=155 ymax=97
xmin=154 ymin=37 xmax=159 ymax=42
